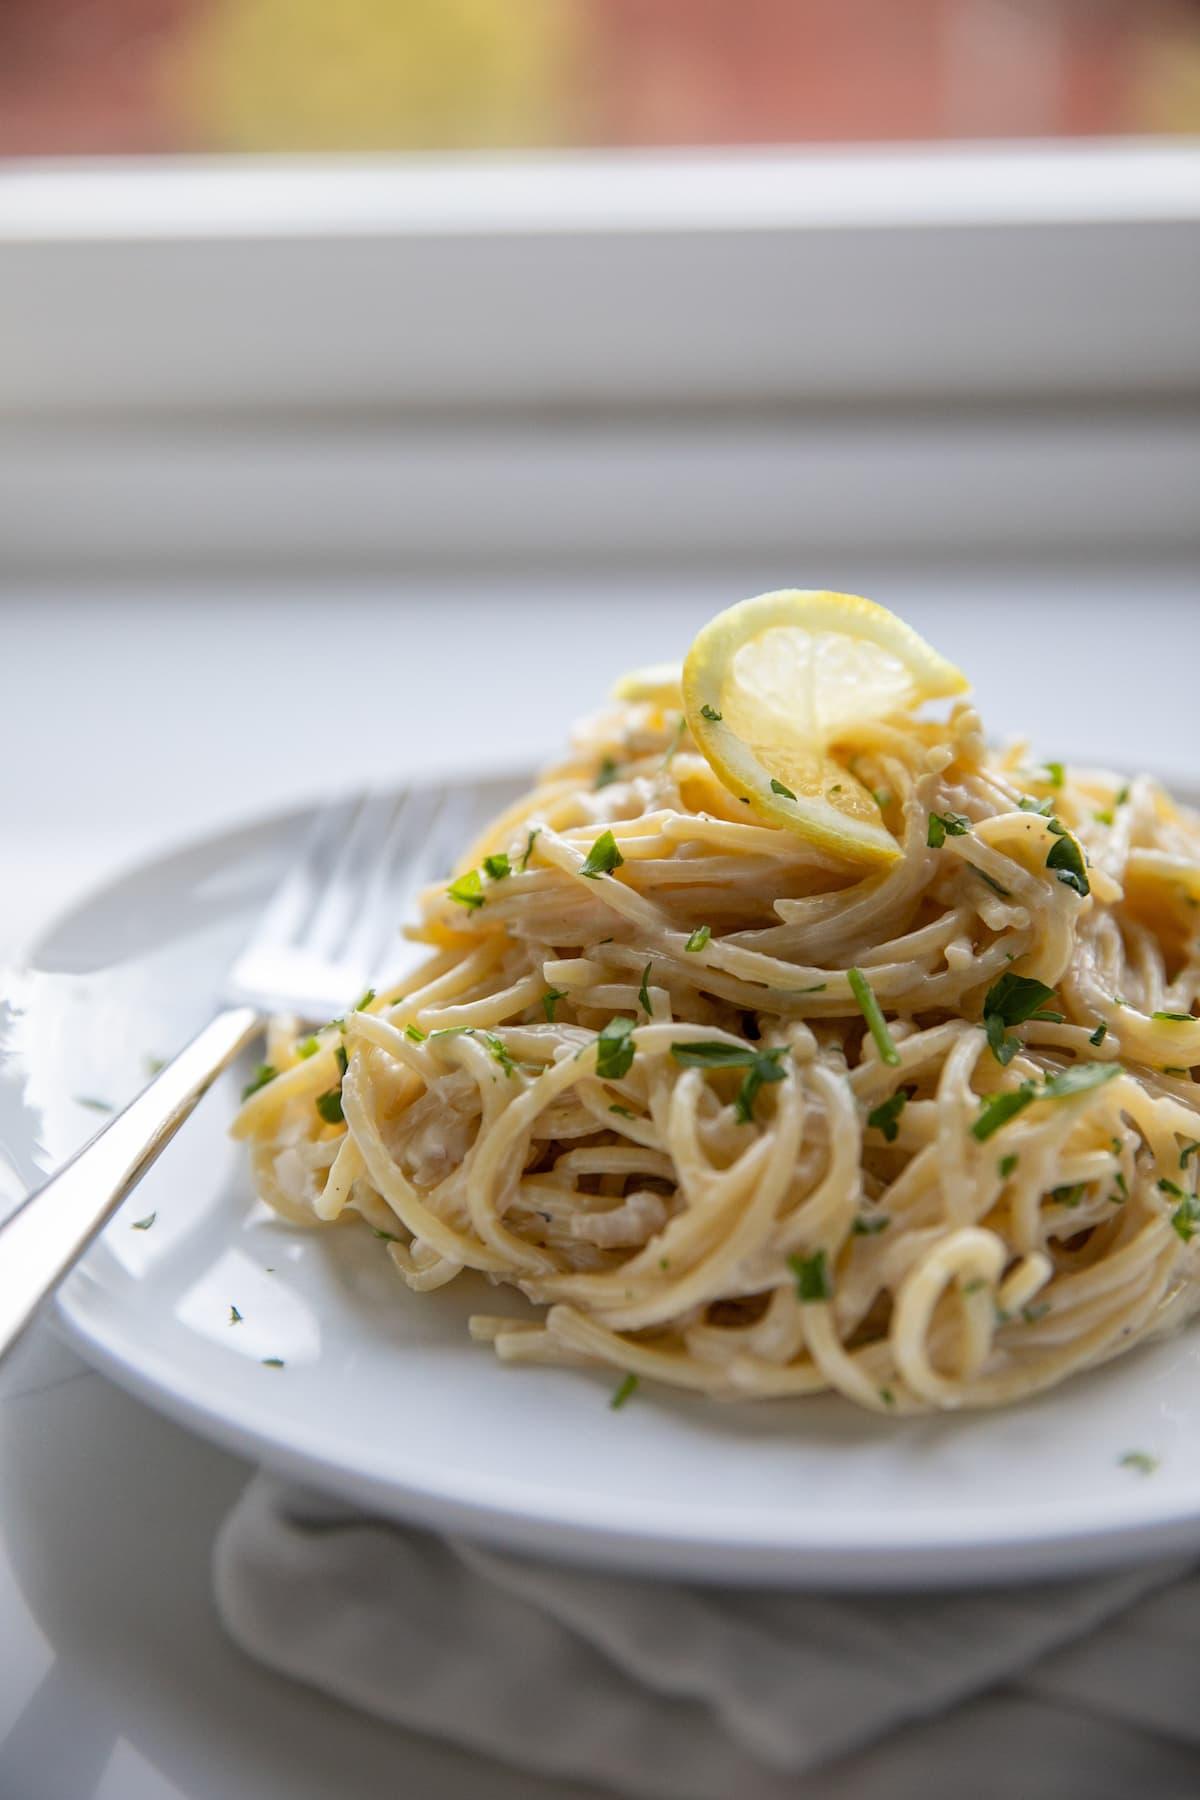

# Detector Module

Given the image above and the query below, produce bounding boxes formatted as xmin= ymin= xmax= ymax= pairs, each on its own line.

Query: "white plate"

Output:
xmin=8 ymin=779 xmax=1200 ymax=1590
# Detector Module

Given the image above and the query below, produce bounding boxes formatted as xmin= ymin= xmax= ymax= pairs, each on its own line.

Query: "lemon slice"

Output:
xmin=682 ymin=589 xmax=969 ymax=865
xmin=612 ymin=662 xmax=683 ymax=707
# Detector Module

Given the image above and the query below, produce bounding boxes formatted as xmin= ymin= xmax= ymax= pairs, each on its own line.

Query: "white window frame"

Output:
xmin=0 ymin=140 xmax=1197 ymax=568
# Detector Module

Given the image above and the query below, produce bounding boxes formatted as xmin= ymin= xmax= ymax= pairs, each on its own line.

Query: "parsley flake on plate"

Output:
xmin=580 ymin=830 xmax=624 ymax=879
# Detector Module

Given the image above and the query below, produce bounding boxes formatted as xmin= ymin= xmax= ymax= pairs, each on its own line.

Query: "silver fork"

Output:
xmin=0 ymin=783 xmax=459 ymax=1364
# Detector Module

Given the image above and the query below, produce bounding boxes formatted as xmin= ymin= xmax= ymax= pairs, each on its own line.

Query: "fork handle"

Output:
xmin=0 ymin=1004 xmax=260 ymax=1365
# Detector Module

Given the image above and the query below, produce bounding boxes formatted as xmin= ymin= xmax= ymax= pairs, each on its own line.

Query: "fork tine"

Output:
xmin=239 ymin=791 xmax=366 ymax=958
xmin=301 ymin=790 xmax=409 ymax=963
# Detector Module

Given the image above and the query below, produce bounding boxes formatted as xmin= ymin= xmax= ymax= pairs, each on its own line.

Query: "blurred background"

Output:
xmin=1 ymin=0 xmax=1198 ymax=960
xmin=3 ymin=0 xmax=1200 ymax=153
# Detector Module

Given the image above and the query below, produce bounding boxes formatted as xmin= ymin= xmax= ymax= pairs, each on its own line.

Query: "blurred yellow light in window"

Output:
xmin=172 ymin=0 xmax=587 ymax=153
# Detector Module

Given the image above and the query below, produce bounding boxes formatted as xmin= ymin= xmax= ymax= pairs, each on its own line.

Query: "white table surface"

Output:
xmin=3 ymin=562 xmax=1198 ymax=1800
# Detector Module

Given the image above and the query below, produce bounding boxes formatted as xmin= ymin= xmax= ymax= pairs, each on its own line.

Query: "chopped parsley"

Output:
xmin=1161 ymin=1179 xmax=1200 ymax=1242
xmin=669 ymin=1039 xmax=788 ymax=1123
xmin=483 ymin=852 xmax=511 ymax=880
xmin=1040 ymin=1062 xmax=1120 ymax=1101
xmin=847 ymin=967 xmax=901 ymax=1067
xmin=316 ymin=1086 xmax=345 ymax=1125
xmin=1089 ymin=1023 xmax=1108 ymax=1046
xmin=1052 ymin=1183 xmax=1086 ymax=1208
xmin=637 ymin=962 xmax=654 ymax=1016
xmin=542 ymin=987 xmax=568 ymax=1022
xmin=596 ymin=1015 xmax=637 ymax=1080
xmin=1046 ymin=831 xmax=1090 ymax=897
xmin=1042 ymin=761 xmax=1065 ymax=789
xmin=927 ymin=810 xmax=971 ymax=848
xmin=1119 ymin=1451 xmax=1158 ymax=1475
xmin=1093 ymin=808 xmax=1114 ymax=826
xmin=972 ymin=1084 xmax=1036 ymax=1141
xmin=770 ymin=777 xmax=797 ymax=800
xmin=261 ymin=1357 xmax=285 ymax=1368
xmin=732 ymin=1047 xmax=787 ymax=1125
xmin=580 ymin=830 xmax=624 ymax=879
xmin=594 ymin=757 xmax=620 ymax=790
xmin=404 ymin=1022 xmax=428 ymax=1043
xmin=1181 ymin=1141 xmax=1200 ymax=1169
xmin=699 ymin=704 xmax=722 ymax=722
xmin=866 ymin=1087 xmax=912 ymax=1143
xmin=1116 ymin=786 xmax=1130 ymax=806
xmin=76 ymin=1096 xmax=114 ymax=1112
xmin=241 ymin=1063 xmax=277 ymax=1101
xmin=878 ymin=1387 xmax=896 ymax=1407
xmin=518 ymin=827 xmax=541 ymax=871
xmin=789 ymin=1249 xmax=833 ymax=1303
xmin=131 ymin=1212 xmax=156 ymax=1231
xmin=609 ymin=1104 xmax=637 ymax=1119
xmin=852 ymin=1213 xmax=891 ymax=1236
xmin=1153 ymin=1010 xmax=1196 ymax=1023
xmin=335 ymin=1045 xmax=348 ymax=1077
xmin=1018 ymin=795 xmax=1055 ymax=816
xmin=998 ymin=1153 xmax=1019 ymax=1179
xmin=610 ymin=1373 xmax=639 ymax=1410
xmin=447 ymin=869 xmax=485 ymax=910
xmin=670 ymin=1040 xmax=764 ymax=1069
xmin=371 ymin=1226 xmax=401 ymax=1242
xmin=969 ymin=865 xmax=1013 ymax=898
xmin=685 ymin=925 xmax=711 ymax=953
xmin=482 ymin=1033 xmax=517 ymax=1077
xmin=874 ymin=788 xmax=892 ymax=810
xmin=983 ymin=973 xmax=1056 ymax=1066
xmin=143 ymin=1055 xmax=166 ymax=1076
xmin=297 ymin=1036 xmax=320 ymax=1059
xmin=229 ymin=1305 xmax=243 ymax=1325
xmin=1021 ymin=1302 xmax=1050 ymax=1324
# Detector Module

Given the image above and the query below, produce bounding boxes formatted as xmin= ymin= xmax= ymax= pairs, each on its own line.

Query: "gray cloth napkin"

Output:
xmin=214 ymin=1475 xmax=1200 ymax=1799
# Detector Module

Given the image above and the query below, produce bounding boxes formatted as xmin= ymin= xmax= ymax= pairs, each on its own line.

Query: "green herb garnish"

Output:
xmin=685 ymin=925 xmax=711 ymax=953
xmin=596 ymin=1015 xmax=637 ymax=1080
xmin=261 ymin=1357 xmax=285 ymax=1368
xmin=999 ymin=1153 xmax=1018 ymax=1178
xmin=241 ymin=1063 xmax=277 ymax=1101
xmin=518 ymin=827 xmax=541 ymax=871
xmin=1180 ymin=1141 xmax=1200 ymax=1169
xmin=1089 ymin=1023 xmax=1108 ymax=1046
xmin=581 ymin=830 xmax=624 ymax=879
xmin=866 ymin=1087 xmax=912 ymax=1143
xmin=638 ymin=962 xmax=653 ymax=1015
xmin=972 ymin=1083 xmax=1036 ymax=1141
xmin=1018 ymin=795 xmax=1054 ymax=815
xmin=609 ymin=1104 xmax=636 ymax=1118
xmin=594 ymin=757 xmax=620 ymax=790
xmin=404 ymin=1022 xmax=427 ymax=1043
xmin=1093 ymin=808 xmax=1114 ymax=826
xmin=847 ymin=967 xmax=900 ymax=1067
xmin=670 ymin=1041 xmax=763 ymax=1069
xmin=969 ymin=865 xmax=1013 ymax=898
xmin=1153 ymin=1010 xmax=1196 ymax=1023
xmin=76 ymin=1096 xmax=114 ymax=1112
xmin=733 ymin=1048 xmax=787 ymax=1125
xmin=447 ymin=869 xmax=485 ymax=910
xmin=927 ymin=810 xmax=971 ymax=848
xmin=1043 ymin=761 xmax=1065 ymax=788
xmin=131 ymin=1213 xmax=156 ymax=1231
xmin=316 ymin=1087 xmax=345 ymax=1125
xmin=229 ymin=1305 xmax=243 ymax=1325
xmin=483 ymin=852 xmax=511 ymax=880
xmin=542 ymin=988 xmax=568 ymax=1023
xmin=1040 ymin=1062 xmax=1120 ymax=1101
xmin=699 ymin=704 xmax=722 ymax=722
xmin=789 ymin=1249 xmax=833 ymax=1303
xmin=1052 ymin=1183 xmax=1086 ymax=1208
xmin=769 ymin=777 xmax=797 ymax=800
xmin=1119 ymin=1451 xmax=1158 ymax=1475
xmin=297 ymin=1036 xmax=319 ymax=1059
xmin=610 ymin=1373 xmax=639 ymax=1410
xmin=1046 ymin=831 xmax=1090 ymax=897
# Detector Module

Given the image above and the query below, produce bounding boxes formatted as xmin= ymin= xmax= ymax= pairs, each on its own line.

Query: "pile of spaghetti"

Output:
xmin=234 ymin=594 xmax=1200 ymax=1413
